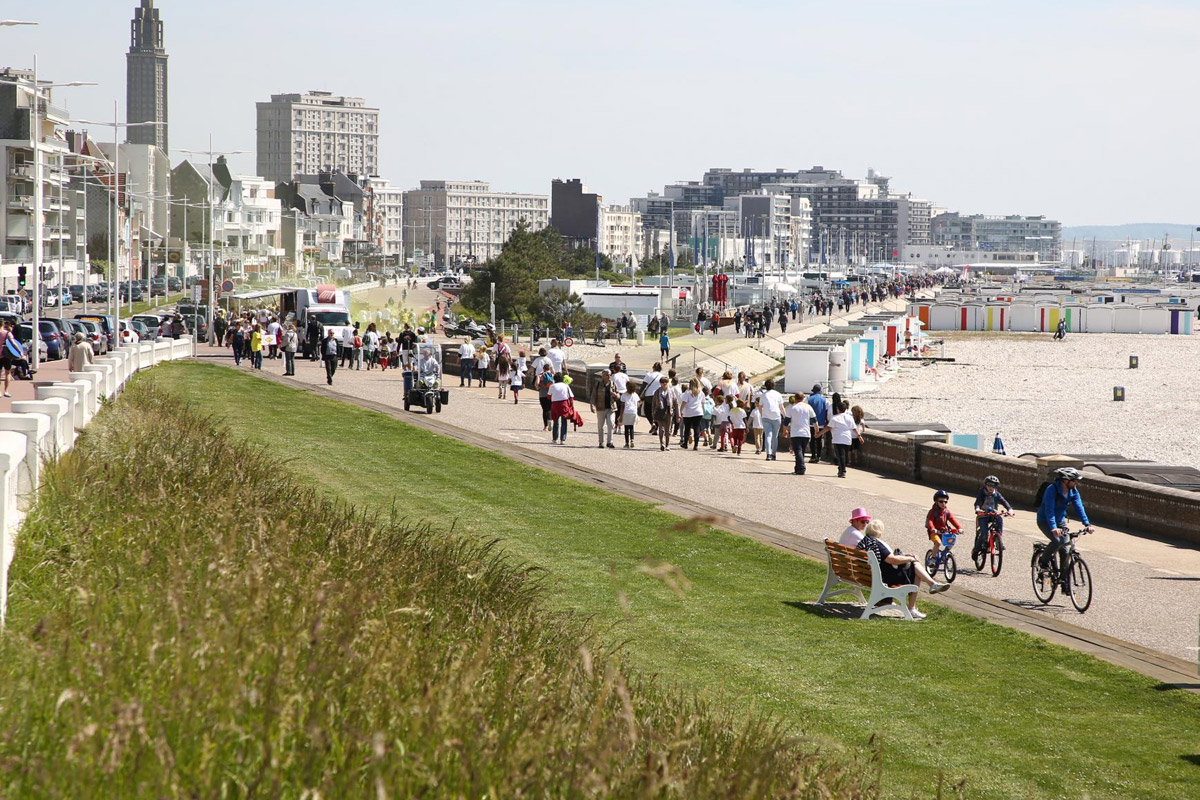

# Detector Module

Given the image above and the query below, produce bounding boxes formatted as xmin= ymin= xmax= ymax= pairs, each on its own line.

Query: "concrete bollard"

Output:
xmin=11 ymin=400 xmax=68 ymax=457
xmin=82 ymin=363 xmax=114 ymax=400
xmin=36 ymin=384 xmax=83 ymax=432
xmin=0 ymin=413 xmax=49 ymax=495
xmin=69 ymin=372 xmax=103 ymax=414
xmin=95 ymin=357 xmax=122 ymax=394
xmin=65 ymin=380 xmax=93 ymax=425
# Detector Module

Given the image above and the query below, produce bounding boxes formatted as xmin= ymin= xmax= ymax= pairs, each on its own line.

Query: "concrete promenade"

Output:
xmin=191 ymin=339 xmax=1200 ymax=687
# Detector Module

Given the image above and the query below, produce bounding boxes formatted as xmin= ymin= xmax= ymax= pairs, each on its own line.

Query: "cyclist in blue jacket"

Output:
xmin=1036 ymin=467 xmax=1094 ymax=590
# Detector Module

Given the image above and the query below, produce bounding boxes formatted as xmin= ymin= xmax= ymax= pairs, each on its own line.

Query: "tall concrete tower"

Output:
xmin=126 ymin=0 xmax=168 ymax=152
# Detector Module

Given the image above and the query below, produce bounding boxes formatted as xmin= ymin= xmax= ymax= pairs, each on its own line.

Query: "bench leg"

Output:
xmin=862 ymin=584 xmax=919 ymax=620
xmin=817 ymin=564 xmax=866 ymax=605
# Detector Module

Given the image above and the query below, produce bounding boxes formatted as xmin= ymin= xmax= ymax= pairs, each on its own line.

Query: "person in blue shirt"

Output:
xmin=806 ymin=384 xmax=829 ymax=463
xmin=1036 ymin=467 xmax=1094 ymax=590
xmin=972 ymin=475 xmax=1014 ymax=558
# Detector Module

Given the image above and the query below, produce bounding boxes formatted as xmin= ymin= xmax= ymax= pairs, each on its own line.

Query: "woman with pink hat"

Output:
xmin=839 ymin=507 xmax=872 ymax=546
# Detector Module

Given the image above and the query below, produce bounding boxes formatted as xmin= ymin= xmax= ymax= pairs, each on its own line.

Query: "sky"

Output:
xmin=5 ymin=0 xmax=1200 ymax=226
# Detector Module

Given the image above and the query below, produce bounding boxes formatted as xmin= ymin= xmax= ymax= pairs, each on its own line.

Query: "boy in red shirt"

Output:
xmin=926 ymin=489 xmax=962 ymax=561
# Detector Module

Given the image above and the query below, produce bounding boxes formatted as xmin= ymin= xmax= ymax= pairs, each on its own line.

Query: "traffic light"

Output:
xmin=17 ymin=266 xmax=26 ymax=288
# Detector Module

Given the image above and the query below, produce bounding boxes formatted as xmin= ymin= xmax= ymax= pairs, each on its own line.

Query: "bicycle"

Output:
xmin=973 ymin=510 xmax=1012 ymax=577
xmin=924 ymin=530 xmax=959 ymax=583
xmin=1030 ymin=526 xmax=1093 ymax=612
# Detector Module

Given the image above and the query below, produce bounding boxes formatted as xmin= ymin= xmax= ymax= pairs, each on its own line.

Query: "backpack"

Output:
xmin=1034 ymin=481 xmax=1052 ymax=506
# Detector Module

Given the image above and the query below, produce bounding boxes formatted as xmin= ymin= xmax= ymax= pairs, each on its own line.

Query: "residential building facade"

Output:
xmin=932 ymin=213 xmax=1062 ymax=261
xmin=402 ymin=180 xmax=549 ymax=266
xmin=598 ymin=204 xmax=642 ymax=264
xmin=256 ymin=91 xmax=380 ymax=184
xmin=550 ymin=178 xmax=601 ymax=245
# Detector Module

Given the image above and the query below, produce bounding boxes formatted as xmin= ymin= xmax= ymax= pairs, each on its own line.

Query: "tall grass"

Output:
xmin=0 ymin=382 xmax=878 ymax=798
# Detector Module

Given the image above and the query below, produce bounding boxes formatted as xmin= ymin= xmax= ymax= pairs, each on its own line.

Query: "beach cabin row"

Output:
xmin=908 ymin=300 xmax=1194 ymax=335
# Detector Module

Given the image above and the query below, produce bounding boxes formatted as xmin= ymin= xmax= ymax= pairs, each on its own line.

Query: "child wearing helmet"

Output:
xmin=925 ymin=490 xmax=962 ymax=561
xmin=972 ymin=475 xmax=1013 ymax=558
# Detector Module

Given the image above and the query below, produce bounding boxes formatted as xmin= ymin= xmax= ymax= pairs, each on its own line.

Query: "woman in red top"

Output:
xmin=925 ymin=489 xmax=962 ymax=561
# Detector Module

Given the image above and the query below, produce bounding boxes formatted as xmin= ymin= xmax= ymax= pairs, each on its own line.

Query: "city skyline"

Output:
xmin=6 ymin=0 xmax=1200 ymax=225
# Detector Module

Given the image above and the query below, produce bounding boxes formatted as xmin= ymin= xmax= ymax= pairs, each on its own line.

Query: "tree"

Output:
xmin=460 ymin=221 xmax=557 ymax=322
xmin=88 ymin=232 xmax=109 ymax=263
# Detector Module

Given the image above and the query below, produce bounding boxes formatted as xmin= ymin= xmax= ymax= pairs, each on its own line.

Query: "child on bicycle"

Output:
xmin=926 ymin=489 xmax=962 ymax=561
xmin=973 ymin=475 xmax=1013 ymax=559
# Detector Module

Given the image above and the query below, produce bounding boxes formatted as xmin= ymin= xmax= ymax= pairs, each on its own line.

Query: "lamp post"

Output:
xmin=178 ymin=141 xmax=248 ymax=345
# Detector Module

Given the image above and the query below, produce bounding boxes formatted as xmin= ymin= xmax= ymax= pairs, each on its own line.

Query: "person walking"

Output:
xmin=590 ymin=369 xmax=618 ymax=448
xmin=807 ymin=384 xmax=829 ymax=463
xmin=820 ymin=401 xmax=861 ymax=478
xmin=321 ymin=327 xmax=339 ymax=385
xmin=659 ymin=330 xmax=670 ymax=362
xmin=786 ymin=392 xmax=816 ymax=474
xmin=458 ymin=339 xmax=476 ymax=386
xmin=756 ymin=378 xmax=784 ymax=460
xmin=680 ymin=379 xmax=705 ymax=450
xmin=548 ymin=373 xmax=574 ymax=445
xmin=536 ymin=361 xmax=555 ymax=430
xmin=250 ymin=323 xmax=265 ymax=370
xmin=282 ymin=322 xmax=299 ymax=376
xmin=67 ymin=331 xmax=93 ymax=372
xmin=267 ymin=316 xmax=282 ymax=359
xmin=0 ymin=319 xmax=14 ymax=397
xmin=620 ymin=386 xmax=641 ymax=447
xmin=652 ymin=381 xmax=678 ymax=451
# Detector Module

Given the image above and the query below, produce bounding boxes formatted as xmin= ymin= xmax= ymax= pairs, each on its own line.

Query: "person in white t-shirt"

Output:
xmin=839 ymin=508 xmax=872 ymax=546
xmin=712 ymin=393 xmax=732 ymax=451
xmin=610 ymin=365 xmax=628 ymax=396
xmin=820 ymin=400 xmax=861 ymax=478
xmin=619 ymin=389 xmax=641 ymax=447
xmin=546 ymin=339 xmax=567 ymax=375
xmin=728 ymin=400 xmax=748 ymax=454
xmin=695 ymin=367 xmax=712 ymax=392
xmin=680 ymin=379 xmax=705 ymax=449
xmin=548 ymin=373 xmax=575 ymax=444
xmin=786 ymin=392 xmax=817 ymax=475
xmin=530 ymin=347 xmax=550 ymax=381
xmin=755 ymin=378 xmax=785 ymax=461
xmin=641 ymin=361 xmax=663 ymax=432
xmin=458 ymin=340 xmax=477 ymax=386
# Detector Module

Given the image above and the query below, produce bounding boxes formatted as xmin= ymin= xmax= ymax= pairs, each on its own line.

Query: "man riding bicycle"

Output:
xmin=1036 ymin=467 xmax=1094 ymax=591
xmin=972 ymin=475 xmax=1013 ymax=560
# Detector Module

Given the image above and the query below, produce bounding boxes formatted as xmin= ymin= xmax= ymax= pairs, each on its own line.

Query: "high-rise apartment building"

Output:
xmin=932 ymin=213 xmax=1061 ymax=261
xmin=402 ymin=180 xmax=549 ymax=266
xmin=550 ymin=178 xmax=601 ymax=245
xmin=256 ymin=92 xmax=380 ymax=184
xmin=126 ymin=0 xmax=168 ymax=153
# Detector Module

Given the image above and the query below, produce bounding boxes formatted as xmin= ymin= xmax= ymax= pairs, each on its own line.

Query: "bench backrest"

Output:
xmin=824 ymin=539 xmax=874 ymax=586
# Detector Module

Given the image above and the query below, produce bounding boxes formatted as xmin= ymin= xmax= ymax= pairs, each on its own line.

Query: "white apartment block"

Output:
xmin=362 ymin=176 xmax=403 ymax=258
xmin=403 ymin=180 xmax=549 ymax=266
xmin=256 ymin=91 xmax=380 ymax=184
xmin=219 ymin=175 xmax=285 ymax=277
xmin=598 ymin=205 xmax=642 ymax=263
xmin=0 ymin=79 xmax=88 ymax=291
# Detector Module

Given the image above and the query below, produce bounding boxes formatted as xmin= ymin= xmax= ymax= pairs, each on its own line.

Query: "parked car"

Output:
xmin=45 ymin=317 xmax=74 ymax=354
xmin=59 ymin=288 xmax=73 ymax=306
xmin=150 ymin=277 xmax=168 ymax=297
xmin=118 ymin=319 xmax=141 ymax=344
xmin=77 ymin=318 xmax=109 ymax=355
xmin=129 ymin=319 xmax=153 ymax=342
xmin=16 ymin=322 xmax=53 ymax=362
xmin=175 ymin=303 xmax=209 ymax=340
xmin=40 ymin=287 xmax=58 ymax=308
xmin=75 ymin=313 xmax=117 ymax=350
xmin=131 ymin=313 xmax=166 ymax=340
xmin=69 ymin=284 xmax=85 ymax=302
xmin=166 ymin=276 xmax=182 ymax=292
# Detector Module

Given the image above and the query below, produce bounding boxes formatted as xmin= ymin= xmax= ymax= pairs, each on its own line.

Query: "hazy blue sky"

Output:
xmin=6 ymin=0 xmax=1199 ymax=224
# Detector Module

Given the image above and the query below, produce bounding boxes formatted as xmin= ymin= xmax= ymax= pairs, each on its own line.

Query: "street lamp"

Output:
xmin=177 ymin=142 xmax=248 ymax=344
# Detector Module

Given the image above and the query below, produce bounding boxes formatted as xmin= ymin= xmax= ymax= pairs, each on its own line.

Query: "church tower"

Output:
xmin=126 ymin=0 xmax=168 ymax=152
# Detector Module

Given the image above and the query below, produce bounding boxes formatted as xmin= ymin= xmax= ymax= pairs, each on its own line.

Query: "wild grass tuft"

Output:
xmin=0 ymin=381 xmax=877 ymax=798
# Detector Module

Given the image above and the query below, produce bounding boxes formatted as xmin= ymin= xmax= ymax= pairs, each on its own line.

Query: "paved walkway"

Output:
xmin=0 ymin=354 xmax=74 ymax=414
xmin=192 ymin=331 xmax=1200 ymax=686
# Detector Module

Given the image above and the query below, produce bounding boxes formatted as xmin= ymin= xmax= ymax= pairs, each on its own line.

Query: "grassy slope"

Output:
xmin=147 ymin=362 xmax=1200 ymax=799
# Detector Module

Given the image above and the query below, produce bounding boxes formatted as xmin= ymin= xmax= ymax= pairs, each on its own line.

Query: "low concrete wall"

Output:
xmin=919 ymin=442 xmax=1042 ymax=503
xmin=858 ymin=429 xmax=917 ymax=478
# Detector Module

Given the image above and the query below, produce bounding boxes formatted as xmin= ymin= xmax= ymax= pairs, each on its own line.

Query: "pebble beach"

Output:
xmin=859 ymin=331 xmax=1200 ymax=467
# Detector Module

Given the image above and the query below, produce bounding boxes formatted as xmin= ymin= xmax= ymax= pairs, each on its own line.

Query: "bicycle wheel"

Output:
xmin=990 ymin=534 xmax=1004 ymax=577
xmin=1068 ymin=556 xmax=1092 ymax=613
xmin=943 ymin=552 xmax=957 ymax=583
xmin=924 ymin=549 xmax=938 ymax=578
xmin=972 ymin=536 xmax=987 ymax=571
xmin=1031 ymin=551 xmax=1056 ymax=604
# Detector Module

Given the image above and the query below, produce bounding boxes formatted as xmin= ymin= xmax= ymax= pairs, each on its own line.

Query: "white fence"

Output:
xmin=0 ymin=336 xmax=194 ymax=623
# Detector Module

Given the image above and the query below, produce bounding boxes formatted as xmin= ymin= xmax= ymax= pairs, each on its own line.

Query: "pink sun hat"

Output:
xmin=849 ymin=507 xmax=871 ymax=523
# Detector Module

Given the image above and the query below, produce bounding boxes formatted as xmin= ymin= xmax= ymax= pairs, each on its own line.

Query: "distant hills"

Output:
xmin=1062 ymin=223 xmax=1200 ymax=247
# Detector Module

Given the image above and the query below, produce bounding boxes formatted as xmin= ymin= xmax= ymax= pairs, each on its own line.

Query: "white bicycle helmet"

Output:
xmin=1055 ymin=467 xmax=1082 ymax=481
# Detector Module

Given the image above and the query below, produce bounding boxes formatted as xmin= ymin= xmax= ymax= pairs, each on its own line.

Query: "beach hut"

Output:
xmin=1112 ymin=304 xmax=1141 ymax=334
xmin=962 ymin=301 xmax=986 ymax=331
xmin=1033 ymin=300 xmax=1061 ymax=333
xmin=983 ymin=301 xmax=1009 ymax=331
xmin=1085 ymin=303 xmax=1114 ymax=333
xmin=785 ymin=344 xmax=832 ymax=392
xmin=930 ymin=303 xmax=958 ymax=331
xmin=847 ymin=339 xmax=866 ymax=380
xmin=1139 ymin=305 xmax=1169 ymax=335
xmin=1007 ymin=301 xmax=1036 ymax=332
xmin=1169 ymin=307 xmax=1194 ymax=335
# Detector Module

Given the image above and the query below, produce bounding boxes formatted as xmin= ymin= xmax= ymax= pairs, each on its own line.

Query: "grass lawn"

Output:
xmin=146 ymin=361 xmax=1200 ymax=798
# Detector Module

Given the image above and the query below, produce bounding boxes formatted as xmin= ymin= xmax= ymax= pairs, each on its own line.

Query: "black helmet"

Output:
xmin=1055 ymin=467 xmax=1082 ymax=481
xmin=933 ymin=489 xmax=950 ymax=501
xmin=984 ymin=475 xmax=1000 ymax=487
